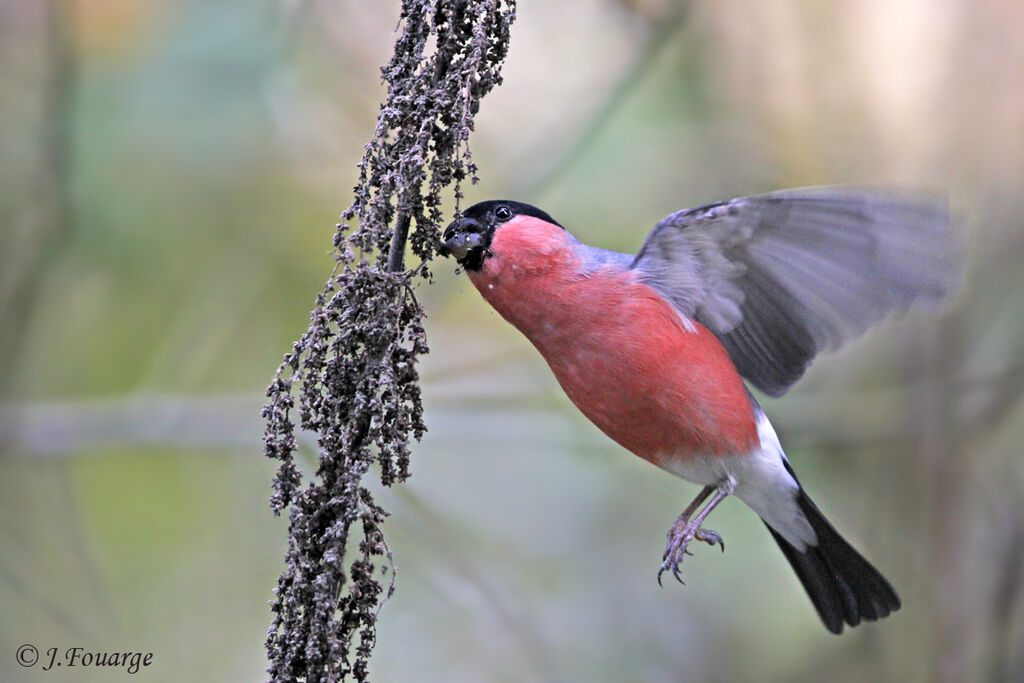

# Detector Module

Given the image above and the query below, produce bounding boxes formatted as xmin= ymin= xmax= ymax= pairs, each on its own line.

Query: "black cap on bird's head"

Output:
xmin=440 ymin=200 xmax=563 ymax=271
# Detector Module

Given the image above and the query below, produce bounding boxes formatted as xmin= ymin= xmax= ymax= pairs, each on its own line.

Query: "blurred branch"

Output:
xmin=913 ymin=316 xmax=969 ymax=683
xmin=0 ymin=0 xmax=76 ymax=392
xmin=278 ymin=0 xmax=319 ymax=56
xmin=0 ymin=559 xmax=91 ymax=640
xmin=968 ymin=363 xmax=1024 ymax=434
xmin=514 ymin=2 xmax=689 ymax=197
xmin=776 ymin=361 xmax=1024 ymax=451
xmin=987 ymin=515 xmax=1024 ymax=683
xmin=0 ymin=394 xmax=268 ymax=455
xmin=2 ymin=361 xmax=1021 ymax=457
xmin=0 ymin=468 xmax=113 ymax=642
xmin=0 ymin=393 xmax=557 ymax=456
xmin=394 ymin=487 xmax=561 ymax=682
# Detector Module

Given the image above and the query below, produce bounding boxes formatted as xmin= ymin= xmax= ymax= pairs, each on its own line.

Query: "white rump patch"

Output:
xmin=734 ymin=409 xmax=816 ymax=549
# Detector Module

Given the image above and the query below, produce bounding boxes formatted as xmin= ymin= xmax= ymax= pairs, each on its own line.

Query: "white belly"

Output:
xmin=661 ymin=407 xmax=816 ymax=551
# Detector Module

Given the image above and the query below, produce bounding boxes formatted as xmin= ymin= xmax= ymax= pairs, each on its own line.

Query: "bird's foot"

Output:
xmin=657 ymin=517 xmax=726 ymax=586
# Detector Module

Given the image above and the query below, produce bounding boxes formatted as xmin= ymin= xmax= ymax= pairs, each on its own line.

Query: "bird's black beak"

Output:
xmin=439 ymin=216 xmax=486 ymax=260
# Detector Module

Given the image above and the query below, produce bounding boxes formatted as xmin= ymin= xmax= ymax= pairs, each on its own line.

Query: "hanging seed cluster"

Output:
xmin=262 ymin=1 xmax=516 ymax=681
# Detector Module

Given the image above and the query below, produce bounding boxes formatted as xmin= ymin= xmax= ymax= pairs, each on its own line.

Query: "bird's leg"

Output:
xmin=658 ymin=483 xmax=730 ymax=586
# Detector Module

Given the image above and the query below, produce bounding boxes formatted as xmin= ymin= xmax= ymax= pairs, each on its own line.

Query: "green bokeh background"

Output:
xmin=2 ymin=1 xmax=1022 ymax=681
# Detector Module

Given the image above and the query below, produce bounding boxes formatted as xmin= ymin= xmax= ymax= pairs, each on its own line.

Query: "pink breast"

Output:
xmin=469 ymin=222 xmax=758 ymax=466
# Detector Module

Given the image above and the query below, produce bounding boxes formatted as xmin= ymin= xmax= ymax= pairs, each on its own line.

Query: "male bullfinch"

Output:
xmin=439 ymin=187 xmax=958 ymax=634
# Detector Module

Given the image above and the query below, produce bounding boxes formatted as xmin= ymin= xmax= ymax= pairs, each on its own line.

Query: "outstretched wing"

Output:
xmin=631 ymin=186 xmax=959 ymax=396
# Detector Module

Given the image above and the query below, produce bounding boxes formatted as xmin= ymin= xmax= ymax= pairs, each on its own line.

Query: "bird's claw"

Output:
xmin=657 ymin=522 xmax=725 ymax=587
xmin=656 ymin=562 xmax=684 ymax=587
xmin=695 ymin=528 xmax=725 ymax=553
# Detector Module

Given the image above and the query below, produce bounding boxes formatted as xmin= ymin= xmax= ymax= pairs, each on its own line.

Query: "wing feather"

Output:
xmin=631 ymin=186 xmax=959 ymax=396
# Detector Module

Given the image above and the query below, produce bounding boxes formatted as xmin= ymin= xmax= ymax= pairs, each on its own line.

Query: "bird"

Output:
xmin=438 ymin=187 xmax=959 ymax=634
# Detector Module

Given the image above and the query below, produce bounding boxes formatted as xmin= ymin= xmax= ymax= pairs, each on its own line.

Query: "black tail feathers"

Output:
xmin=766 ymin=486 xmax=901 ymax=634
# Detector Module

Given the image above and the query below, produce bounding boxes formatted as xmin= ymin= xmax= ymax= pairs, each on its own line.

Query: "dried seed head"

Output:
xmin=263 ymin=2 xmax=516 ymax=681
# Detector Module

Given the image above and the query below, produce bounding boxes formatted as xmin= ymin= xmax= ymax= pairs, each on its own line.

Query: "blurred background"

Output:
xmin=1 ymin=0 xmax=1022 ymax=681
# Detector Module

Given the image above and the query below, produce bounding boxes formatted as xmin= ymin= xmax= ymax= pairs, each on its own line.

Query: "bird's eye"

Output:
xmin=494 ymin=205 xmax=512 ymax=221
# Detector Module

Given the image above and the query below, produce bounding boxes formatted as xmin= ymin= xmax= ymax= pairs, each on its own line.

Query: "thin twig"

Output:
xmin=515 ymin=4 xmax=688 ymax=198
xmin=387 ymin=212 xmax=412 ymax=272
xmin=0 ymin=0 xmax=76 ymax=391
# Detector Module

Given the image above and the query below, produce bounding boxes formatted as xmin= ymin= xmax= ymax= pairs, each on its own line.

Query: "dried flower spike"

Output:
xmin=262 ymin=2 xmax=516 ymax=681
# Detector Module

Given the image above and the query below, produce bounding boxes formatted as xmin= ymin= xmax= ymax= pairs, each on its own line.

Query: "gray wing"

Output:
xmin=631 ymin=186 xmax=960 ymax=396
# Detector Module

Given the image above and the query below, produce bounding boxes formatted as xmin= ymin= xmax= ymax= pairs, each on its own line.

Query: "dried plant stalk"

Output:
xmin=262 ymin=2 xmax=516 ymax=681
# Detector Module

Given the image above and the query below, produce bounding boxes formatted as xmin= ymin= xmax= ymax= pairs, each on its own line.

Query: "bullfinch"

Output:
xmin=439 ymin=187 xmax=958 ymax=634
